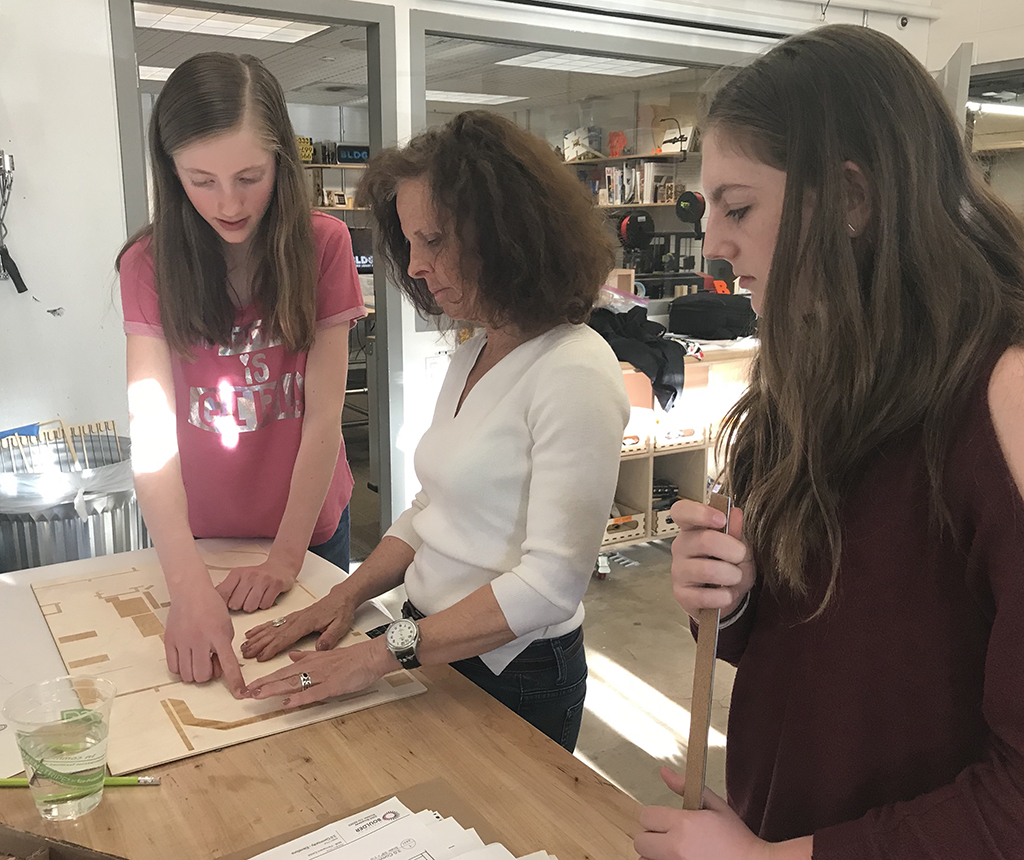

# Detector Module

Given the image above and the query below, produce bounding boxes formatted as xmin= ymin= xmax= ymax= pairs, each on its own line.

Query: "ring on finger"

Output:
xmin=271 ymin=617 xmax=287 ymax=627
xmin=299 ymin=672 xmax=312 ymax=691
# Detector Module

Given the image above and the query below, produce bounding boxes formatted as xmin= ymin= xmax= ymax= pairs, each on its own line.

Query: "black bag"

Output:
xmin=669 ymin=292 xmax=757 ymax=340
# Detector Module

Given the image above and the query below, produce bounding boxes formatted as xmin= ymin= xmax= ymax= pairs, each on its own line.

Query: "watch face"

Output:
xmin=387 ymin=619 xmax=417 ymax=649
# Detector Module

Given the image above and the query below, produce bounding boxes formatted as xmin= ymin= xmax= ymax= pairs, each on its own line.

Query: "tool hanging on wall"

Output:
xmin=659 ymin=117 xmax=690 ymax=153
xmin=0 ymin=150 xmax=28 ymax=294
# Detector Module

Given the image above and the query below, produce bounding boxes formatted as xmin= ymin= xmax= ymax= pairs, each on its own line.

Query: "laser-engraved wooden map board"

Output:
xmin=30 ymin=545 xmax=426 ymax=775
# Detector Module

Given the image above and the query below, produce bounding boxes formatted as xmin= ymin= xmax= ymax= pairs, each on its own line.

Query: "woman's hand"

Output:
xmin=241 ymin=586 xmax=355 ymax=661
xmin=246 ymin=639 xmax=392 ymax=707
xmin=669 ymin=499 xmax=755 ymax=620
xmin=215 ymin=556 xmax=299 ymax=613
xmin=164 ymin=583 xmax=247 ymax=698
xmin=635 ymin=767 xmax=770 ymax=860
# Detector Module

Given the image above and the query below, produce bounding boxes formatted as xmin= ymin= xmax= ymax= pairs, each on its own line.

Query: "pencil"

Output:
xmin=0 ymin=776 xmax=160 ymax=787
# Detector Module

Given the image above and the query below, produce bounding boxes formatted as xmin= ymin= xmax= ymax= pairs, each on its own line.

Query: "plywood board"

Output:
xmin=30 ymin=545 xmax=425 ymax=775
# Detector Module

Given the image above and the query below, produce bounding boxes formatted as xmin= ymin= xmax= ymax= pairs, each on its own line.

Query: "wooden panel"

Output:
xmin=31 ymin=547 xmax=425 ymax=775
xmin=57 ymin=631 xmax=98 ymax=644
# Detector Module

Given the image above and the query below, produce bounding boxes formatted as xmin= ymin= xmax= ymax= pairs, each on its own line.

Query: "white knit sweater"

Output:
xmin=385 ymin=323 xmax=630 ymax=673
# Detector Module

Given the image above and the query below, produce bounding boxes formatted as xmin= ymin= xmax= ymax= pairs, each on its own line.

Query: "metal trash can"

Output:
xmin=0 ymin=426 xmax=149 ymax=573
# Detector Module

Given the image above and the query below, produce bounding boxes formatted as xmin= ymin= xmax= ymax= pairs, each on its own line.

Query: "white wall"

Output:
xmin=0 ymin=0 xmax=128 ymax=432
xmin=928 ymin=0 xmax=1024 ymax=68
xmin=989 ymin=151 xmax=1024 ymax=216
xmin=286 ymin=102 xmax=342 ymax=142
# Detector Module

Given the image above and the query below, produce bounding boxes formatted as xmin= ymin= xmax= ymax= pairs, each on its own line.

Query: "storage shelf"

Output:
xmin=599 ymin=202 xmax=676 ymax=209
xmin=303 ymin=163 xmax=367 ymax=169
xmin=567 ymin=152 xmax=694 ymax=165
xmin=600 ymin=347 xmax=755 ymax=560
xmin=620 ymin=449 xmax=651 ymax=461
xmin=653 ymin=439 xmax=708 ymax=454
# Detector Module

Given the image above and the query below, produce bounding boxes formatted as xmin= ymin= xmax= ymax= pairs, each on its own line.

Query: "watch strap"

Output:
xmin=395 ymin=649 xmax=421 ymax=670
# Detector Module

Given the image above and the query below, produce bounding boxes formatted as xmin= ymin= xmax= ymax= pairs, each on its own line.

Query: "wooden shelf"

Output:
xmin=315 ymin=206 xmax=369 ymax=211
xmin=601 ymin=347 xmax=755 ymax=557
xmin=599 ymin=202 xmax=675 ymax=209
xmin=303 ymin=163 xmax=368 ymax=169
xmin=566 ymin=152 xmax=694 ymax=166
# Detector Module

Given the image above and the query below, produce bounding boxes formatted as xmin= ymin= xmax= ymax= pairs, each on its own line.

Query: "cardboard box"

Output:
xmin=602 ymin=506 xmax=646 ymax=546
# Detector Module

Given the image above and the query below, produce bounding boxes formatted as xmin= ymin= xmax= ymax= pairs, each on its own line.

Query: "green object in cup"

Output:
xmin=2 ymin=676 xmax=116 ymax=821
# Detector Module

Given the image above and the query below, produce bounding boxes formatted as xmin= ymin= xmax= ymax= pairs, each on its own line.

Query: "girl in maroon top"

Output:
xmin=636 ymin=25 xmax=1024 ymax=860
xmin=116 ymin=54 xmax=365 ymax=698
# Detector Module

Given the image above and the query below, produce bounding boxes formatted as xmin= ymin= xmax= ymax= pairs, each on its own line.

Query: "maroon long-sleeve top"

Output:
xmin=711 ymin=367 xmax=1024 ymax=859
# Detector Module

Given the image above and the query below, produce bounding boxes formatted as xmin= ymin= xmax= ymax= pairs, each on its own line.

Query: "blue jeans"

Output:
xmin=452 ymin=627 xmax=588 ymax=753
xmin=308 ymin=505 xmax=350 ymax=573
xmin=396 ymin=601 xmax=587 ymax=753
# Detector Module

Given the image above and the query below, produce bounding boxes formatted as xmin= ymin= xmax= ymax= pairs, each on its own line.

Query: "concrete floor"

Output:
xmin=342 ymin=419 xmax=735 ymax=809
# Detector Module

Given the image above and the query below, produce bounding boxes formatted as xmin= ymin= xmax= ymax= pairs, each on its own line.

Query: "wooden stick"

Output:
xmin=682 ymin=491 xmax=731 ymax=811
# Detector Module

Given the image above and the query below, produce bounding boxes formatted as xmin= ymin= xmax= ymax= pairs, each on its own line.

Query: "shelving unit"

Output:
xmin=303 ymin=163 xmax=368 ymax=169
xmin=599 ymin=202 xmax=675 ymax=209
xmin=600 ymin=342 xmax=756 ymax=550
xmin=566 ymin=152 xmax=694 ymax=166
xmin=569 ymin=150 xmax=696 ymax=210
xmin=303 ymin=162 xmax=369 ymax=212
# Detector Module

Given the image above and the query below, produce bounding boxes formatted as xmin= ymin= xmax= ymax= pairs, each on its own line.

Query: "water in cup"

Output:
xmin=3 ymin=676 xmax=116 ymax=820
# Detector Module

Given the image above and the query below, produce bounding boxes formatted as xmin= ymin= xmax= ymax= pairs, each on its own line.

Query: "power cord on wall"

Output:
xmin=0 ymin=150 xmax=28 ymax=294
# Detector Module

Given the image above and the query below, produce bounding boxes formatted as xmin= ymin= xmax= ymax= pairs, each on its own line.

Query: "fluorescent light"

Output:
xmin=139 ymin=65 xmax=174 ymax=81
xmin=967 ymin=101 xmax=1024 ymax=117
xmin=133 ymin=4 xmax=328 ymax=43
xmin=497 ymin=50 xmax=681 ymax=77
xmin=425 ymin=90 xmax=527 ymax=105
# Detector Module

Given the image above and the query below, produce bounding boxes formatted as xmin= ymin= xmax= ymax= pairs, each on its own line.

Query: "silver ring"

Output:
xmin=299 ymin=672 xmax=312 ymax=691
xmin=271 ymin=617 xmax=287 ymax=627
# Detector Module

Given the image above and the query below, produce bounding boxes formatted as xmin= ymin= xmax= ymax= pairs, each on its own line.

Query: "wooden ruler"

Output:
xmin=682 ymin=491 xmax=732 ymax=811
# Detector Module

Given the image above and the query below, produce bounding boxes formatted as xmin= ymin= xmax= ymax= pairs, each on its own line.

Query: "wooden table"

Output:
xmin=0 ymin=552 xmax=640 ymax=860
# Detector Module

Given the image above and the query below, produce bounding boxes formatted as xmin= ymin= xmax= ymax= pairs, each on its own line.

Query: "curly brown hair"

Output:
xmin=356 ymin=111 xmax=617 ymax=333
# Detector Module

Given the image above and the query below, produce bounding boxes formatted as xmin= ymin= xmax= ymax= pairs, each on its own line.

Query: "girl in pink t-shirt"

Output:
xmin=116 ymin=53 xmax=365 ymax=697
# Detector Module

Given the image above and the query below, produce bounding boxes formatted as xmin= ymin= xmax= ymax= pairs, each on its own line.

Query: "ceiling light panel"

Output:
xmin=139 ymin=65 xmax=174 ymax=81
xmin=426 ymin=90 xmax=527 ymax=105
xmin=133 ymin=4 xmax=328 ymax=43
xmin=968 ymin=101 xmax=1024 ymax=117
xmin=497 ymin=51 xmax=681 ymax=78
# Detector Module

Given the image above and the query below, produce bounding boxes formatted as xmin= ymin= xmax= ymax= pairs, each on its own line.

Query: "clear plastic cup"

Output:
xmin=2 ymin=676 xmax=116 ymax=820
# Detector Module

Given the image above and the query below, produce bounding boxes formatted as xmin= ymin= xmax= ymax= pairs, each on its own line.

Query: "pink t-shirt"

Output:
xmin=119 ymin=212 xmax=367 ymax=545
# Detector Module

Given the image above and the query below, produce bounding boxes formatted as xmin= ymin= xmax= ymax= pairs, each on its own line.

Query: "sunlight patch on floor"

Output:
xmin=584 ymin=650 xmax=727 ymax=762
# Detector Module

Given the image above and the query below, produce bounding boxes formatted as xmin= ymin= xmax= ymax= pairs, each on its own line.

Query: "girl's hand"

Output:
xmin=246 ymin=640 xmax=391 ymax=707
xmin=216 ymin=556 xmax=299 ymax=612
xmin=241 ymin=587 xmax=355 ymax=661
xmin=635 ymin=767 xmax=769 ymax=860
xmin=668 ymin=499 xmax=755 ymax=620
xmin=164 ymin=583 xmax=247 ymax=698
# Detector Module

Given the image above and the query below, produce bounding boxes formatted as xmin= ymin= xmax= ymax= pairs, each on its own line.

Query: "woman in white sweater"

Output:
xmin=243 ymin=111 xmax=630 ymax=751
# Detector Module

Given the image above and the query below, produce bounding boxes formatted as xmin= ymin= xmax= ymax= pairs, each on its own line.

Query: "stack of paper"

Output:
xmin=251 ymin=795 xmax=558 ymax=860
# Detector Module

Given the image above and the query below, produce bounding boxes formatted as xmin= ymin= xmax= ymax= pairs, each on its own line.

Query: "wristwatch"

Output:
xmin=384 ymin=618 xmax=421 ymax=669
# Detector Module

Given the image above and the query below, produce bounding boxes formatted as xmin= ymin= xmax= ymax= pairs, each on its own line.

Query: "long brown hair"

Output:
xmin=711 ymin=25 xmax=1024 ymax=611
xmin=116 ymin=53 xmax=316 ymax=356
xmin=356 ymin=110 xmax=616 ymax=333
